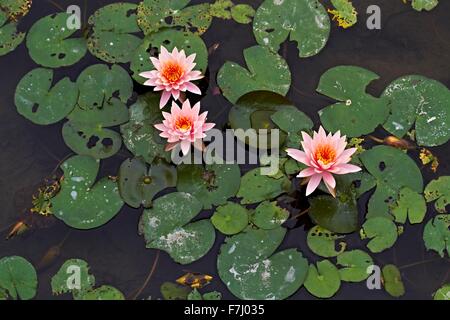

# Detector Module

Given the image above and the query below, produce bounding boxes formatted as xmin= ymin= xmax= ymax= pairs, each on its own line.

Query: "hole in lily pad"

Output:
xmin=379 ymin=161 xmax=386 ymax=171
xmin=87 ymin=136 xmax=99 ymax=149
xmin=101 ymin=138 xmax=113 ymax=148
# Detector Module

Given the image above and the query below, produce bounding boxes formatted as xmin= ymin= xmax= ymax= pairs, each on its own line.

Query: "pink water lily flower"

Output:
xmin=286 ymin=126 xmax=361 ymax=197
xmin=139 ymin=46 xmax=204 ymax=109
xmin=154 ymin=99 xmax=215 ymax=155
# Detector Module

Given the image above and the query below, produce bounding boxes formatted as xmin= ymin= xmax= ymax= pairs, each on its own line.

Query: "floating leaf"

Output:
xmin=360 ymin=146 xmax=423 ymax=219
xmin=423 ymin=214 xmax=449 ymax=258
xmin=382 ymin=264 xmax=405 ymax=298
xmin=304 ymin=260 xmax=341 ymax=298
xmin=87 ymin=3 xmax=142 ymax=63
xmin=0 ymin=256 xmax=37 ymax=300
xmin=211 ymin=202 xmax=249 ymax=235
xmin=231 ymin=4 xmax=255 ymax=24
xmin=121 ymin=93 xmax=171 ymax=164
xmin=237 ymin=167 xmax=290 ymax=205
xmin=118 ymin=157 xmax=176 ymax=208
xmin=391 ymin=187 xmax=426 ymax=224
xmin=15 ymin=68 xmax=78 ymax=125
xmin=424 ymin=176 xmax=450 ymax=213
xmin=307 ymin=226 xmax=345 ymax=258
xmin=317 ymin=66 xmax=389 ymax=137
xmin=382 ymin=75 xmax=450 ymax=146
xmin=336 ymin=249 xmax=373 ymax=282
xmin=252 ymin=201 xmax=289 ymax=230
xmin=187 ymin=288 xmax=222 ymax=300
xmin=361 ymin=217 xmax=398 ymax=253
xmin=26 ymin=12 xmax=87 ymax=67
xmin=433 ymin=284 xmax=450 ymax=300
xmin=161 ymin=282 xmax=191 ymax=300
xmin=76 ymin=285 xmax=125 ymax=300
xmin=0 ymin=10 xmax=25 ymax=56
xmin=131 ymin=29 xmax=207 ymax=84
xmin=217 ymin=227 xmax=309 ymax=300
xmin=52 ymin=155 xmax=124 ymax=229
xmin=328 ymin=0 xmax=357 ymax=29
xmin=139 ymin=192 xmax=215 ymax=264
xmin=411 ymin=0 xmax=439 ymax=11
xmin=253 ymin=0 xmax=330 ymax=58
xmin=0 ymin=0 xmax=32 ymax=21
xmin=217 ymin=46 xmax=291 ymax=103
xmin=177 ymin=163 xmax=241 ymax=209
xmin=51 ymin=259 xmax=95 ymax=295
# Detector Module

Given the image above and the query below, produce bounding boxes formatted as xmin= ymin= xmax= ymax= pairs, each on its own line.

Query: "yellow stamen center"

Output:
xmin=175 ymin=117 xmax=192 ymax=132
xmin=162 ymin=62 xmax=184 ymax=83
xmin=315 ymin=144 xmax=336 ymax=165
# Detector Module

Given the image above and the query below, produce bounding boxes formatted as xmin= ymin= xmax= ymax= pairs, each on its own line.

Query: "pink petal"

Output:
xmin=306 ymin=174 xmax=322 ymax=196
xmin=154 ymin=123 xmax=166 ymax=131
xmin=297 ymin=167 xmax=316 ymax=178
xmin=333 ymin=163 xmax=361 ymax=174
xmin=180 ymin=140 xmax=191 ymax=155
xmin=184 ymin=82 xmax=201 ymax=95
xmin=336 ymin=147 xmax=357 ymax=164
xmin=286 ymin=148 xmax=310 ymax=166
xmin=172 ymin=90 xmax=180 ymax=101
xmin=202 ymin=123 xmax=215 ymax=131
xmin=322 ymin=171 xmax=336 ymax=189
xmin=150 ymin=57 xmax=161 ymax=70
xmin=160 ymin=90 xmax=172 ymax=108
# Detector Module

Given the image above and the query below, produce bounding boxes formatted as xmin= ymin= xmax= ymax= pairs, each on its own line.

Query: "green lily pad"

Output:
xmin=51 ymin=259 xmax=95 ymax=295
xmin=217 ymin=227 xmax=309 ymax=300
xmin=423 ymin=214 xmax=449 ymax=258
xmin=361 ymin=217 xmax=398 ymax=253
xmin=0 ymin=0 xmax=31 ymax=21
xmin=161 ymin=281 xmax=191 ymax=300
xmin=237 ymin=167 xmax=290 ymax=205
xmin=317 ymin=66 xmax=389 ymax=137
xmin=412 ymin=0 xmax=439 ymax=11
xmin=433 ymin=284 xmax=450 ymax=300
xmin=253 ymin=0 xmax=330 ymax=58
xmin=62 ymin=121 xmax=122 ymax=159
xmin=424 ymin=176 xmax=450 ymax=213
xmin=52 ymin=155 xmax=124 ymax=229
xmin=304 ymin=260 xmax=341 ymax=299
xmin=0 ymin=256 xmax=37 ymax=300
xmin=121 ymin=93 xmax=171 ymax=164
xmin=0 ymin=10 xmax=25 ymax=56
xmin=130 ymin=29 xmax=207 ymax=84
xmin=187 ymin=288 xmax=222 ymax=300
xmin=391 ymin=187 xmax=426 ymax=224
xmin=87 ymin=3 xmax=142 ymax=63
xmin=26 ymin=12 xmax=87 ymax=67
xmin=382 ymin=264 xmax=405 ymax=298
xmin=139 ymin=192 xmax=215 ymax=264
xmin=360 ymin=146 xmax=423 ymax=219
xmin=382 ymin=75 xmax=450 ymax=146
xmin=118 ymin=157 xmax=177 ymax=208
xmin=15 ymin=68 xmax=78 ymax=125
xmin=252 ymin=201 xmax=289 ymax=230
xmin=217 ymin=45 xmax=291 ymax=103
xmin=177 ymin=163 xmax=241 ymax=209
xmin=76 ymin=285 xmax=125 ymax=300
xmin=231 ymin=4 xmax=255 ymax=24
xmin=336 ymin=249 xmax=373 ymax=282
xmin=211 ymin=202 xmax=249 ymax=235
xmin=307 ymin=226 xmax=346 ymax=258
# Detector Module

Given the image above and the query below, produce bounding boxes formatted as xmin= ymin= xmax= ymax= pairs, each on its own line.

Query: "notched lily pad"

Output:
xmin=307 ymin=226 xmax=346 ymax=258
xmin=304 ymin=260 xmax=341 ymax=299
xmin=424 ymin=176 xmax=450 ymax=213
xmin=0 ymin=256 xmax=37 ymax=300
xmin=211 ymin=202 xmax=249 ymax=235
xmin=360 ymin=217 xmax=398 ymax=253
xmin=52 ymin=155 xmax=124 ymax=229
xmin=217 ymin=45 xmax=291 ymax=103
xmin=139 ymin=192 xmax=215 ymax=264
xmin=161 ymin=281 xmax=191 ymax=300
xmin=391 ymin=187 xmax=426 ymax=224
xmin=231 ymin=4 xmax=255 ymax=24
xmin=0 ymin=10 xmax=25 ymax=56
xmin=423 ymin=214 xmax=449 ymax=258
xmin=51 ymin=259 xmax=95 ymax=295
xmin=15 ymin=68 xmax=78 ymax=125
xmin=252 ymin=201 xmax=289 ymax=230
xmin=336 ymin=249 xmax=373 ymax=282
xmin=253 ymin=0 xmax=330 ymax=58
xmin=382 ymin=264 xmax=405 ymax=298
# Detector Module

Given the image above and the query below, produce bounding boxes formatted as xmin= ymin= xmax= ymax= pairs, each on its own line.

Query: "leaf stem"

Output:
xmin=131 ymin=250 xmax=160 ymax=300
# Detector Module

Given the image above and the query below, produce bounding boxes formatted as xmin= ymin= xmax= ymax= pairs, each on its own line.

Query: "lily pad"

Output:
xmin=360 ymin=217 xmax=398 ymax=253
xmin=0 ymin=0 xmax=31 ymax=21
xmin=177 ymin=163 xmax=241 ymax=209
xmin=360 ymin=146 xmax=423 ymax=219
xmin=423 ymin=214 xmax=449 ymax=258
xmin=76 ymin=285 xmax=125 ymax=300
xmin=252 ymin=201 xmax=289 ymax=230
xmin=139 ymin=192 xmax=215 ymax=264
xmin=0 ymin=256 xmax=37 ymax=300
xmin=26 ymin=12 xmax=87 ymax=67
xmin=382 ymin=264 xmax=405 ymax=298
xmin=253 ymin=0 xmax=330 ymax=58
xmin=317 ymin=66 xmax=389 ymax=137
xmin=304 ymin=260 xmax=341 ymax=299
xmin=382 ymin=75 xmax=450 ymax=146
xmin=161 ymin=281 xmax=191 ymax=300
xmin=51 ymin=259 xmax=95 ymax=295
xmin=336 ymin=249 xmax=373 ymax=282
xmin=391 ymin=187 xmax=426 ymax=224
xmin=130 ymin=29 xmax=207 ymax=84
xmin=424 ymin=176 xmax=450 ymax=213
xmin=118 ymin=157 xmax=177 ymax=208
xmin=211 ymin=202 xmax=249 ymax=235
xmin=188 ymin=288 xmax=222 ymax=300
xmin=231 ymin=4 xmax=255 ymax=24
xmin=52 ymin=155 xmax=124 ymax=229
xmin=271 ymin=107 xmax=313 ymax=135
xmin=87 ymin=3 xmax=142 ymax=63
xmin=121 ymin=93 xmax=171 ymax=164
xmin=15 ymin=68 xmax=78 ymax=125
xmin=217 ymin=227 xmax=309 ymax=300
xmin=0 ymin=10 xmax=25 ymax=56
xmin=412 ymin=0 xmax=439 ymax=11
xmin=237 ymin=167 xmax=290 ymax=205
xmin=307 ymin=226 xmax=346 ymax=258
xmin=217 ymin=45 xmax=291 ymax=103
xmin=433 ymin=284 xmax=450 ymax=300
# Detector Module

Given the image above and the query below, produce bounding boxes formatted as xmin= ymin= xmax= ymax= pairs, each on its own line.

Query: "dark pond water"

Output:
xmin=0 ymin=0 xmax=449 ymax=300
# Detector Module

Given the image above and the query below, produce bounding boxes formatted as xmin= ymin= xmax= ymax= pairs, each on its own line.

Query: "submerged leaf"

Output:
xmin=382 ymin=264 xmax=405 ymax=298
xmin=161 ymin=281 xmax=191 ymax=300
xmin=423 ymin=214 xmax=449 ymax=258
xmin=211 ymin=202 xmax=249 ymax=235
xmin=0 ymin=256 xmax=37 ymax=300
xmin=304 ymin=260 xmax=341 ymax=298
